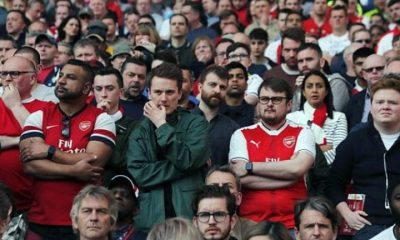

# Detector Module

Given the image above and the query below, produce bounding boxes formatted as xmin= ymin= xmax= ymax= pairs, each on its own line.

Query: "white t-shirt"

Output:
xmin=318 ymin=32 xmax=351 ymax=57
xmin=370 ymin=225 xmax=395 ymax=240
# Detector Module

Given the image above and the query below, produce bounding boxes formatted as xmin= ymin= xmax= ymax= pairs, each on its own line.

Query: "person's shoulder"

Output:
xmin=217 ymin=113 xmax=241 ymax=129
xmin=180 ymin=108 xmax=208 ymax=123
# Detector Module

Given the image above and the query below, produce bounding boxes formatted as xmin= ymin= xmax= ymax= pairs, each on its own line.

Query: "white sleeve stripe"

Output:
xmin=90 ymin=134 xmax=116 ymax=145
xmin=21 ymin=129 xmax=43 ymax=135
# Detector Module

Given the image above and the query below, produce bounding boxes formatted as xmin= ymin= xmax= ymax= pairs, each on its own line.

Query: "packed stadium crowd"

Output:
xmin=1 ymin=0 xmax=400 ymax=239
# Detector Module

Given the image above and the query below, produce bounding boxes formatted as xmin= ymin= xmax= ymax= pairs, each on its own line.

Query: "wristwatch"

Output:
xmin=245 ymin=162 xmax=253 ymax=174
xmin=47 ymin=145 xmax=56 ymax=160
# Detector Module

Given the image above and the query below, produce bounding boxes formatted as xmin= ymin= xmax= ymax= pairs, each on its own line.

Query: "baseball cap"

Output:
xmin=108 ymin=174 xmax=139 ymax=197
xmin=78 ymin=7 xmax=94 ymax=18
xmin=110 ymin=43 xmax=132 ymax=60
xmin=132 ymin=42 xmax=156 ymax=55
xmin=35 ymin=33 xmax=57 ymax=46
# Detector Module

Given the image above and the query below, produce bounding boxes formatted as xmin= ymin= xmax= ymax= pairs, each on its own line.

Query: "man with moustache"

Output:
xmin=127 ymin=62 xmax=209 ymax=231
xmin=263 ymin=27 xmax=304 ymax=91
xmin=120 ymin=57 xmax=148 ymax=120
xmin=19 ymin=59 xmax=116 ymax=239
xmin=193 ymin=185 xmax=238 ymax=240
xmin=219 ymin=62 xmax=255 ymax=127
xmin=193 ymin=65 xmax=239 ymax=167
xmin=229 ymin=78 xmax=315 ymax=234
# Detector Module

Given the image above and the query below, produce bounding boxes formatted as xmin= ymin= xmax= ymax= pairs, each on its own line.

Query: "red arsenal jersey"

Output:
xmin=0 ymin=97 xmax=47 ymax=212
xmin=303 ymin=18 xmax=332 ymax=38
xmin=229 ymin=121 xmax=315 ymax=228
xmin=20 ymin=102 xmax=116 ymax=225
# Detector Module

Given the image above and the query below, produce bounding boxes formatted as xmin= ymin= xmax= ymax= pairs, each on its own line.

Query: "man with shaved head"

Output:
xmin=385 ymin=57 xmax=400 ymax=75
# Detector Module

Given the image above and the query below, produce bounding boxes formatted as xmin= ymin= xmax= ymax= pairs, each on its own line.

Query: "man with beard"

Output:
xmin=19 ymin=59 xmax=116 ymax=240
xmin=108 ymin=175 xmax=147 ymax=240
xmin=219 ymin=62 xmax=255 ymax=127
xmin=120 ymin=57 xmax=148 ymax=120
xmin=229 ymin=78 xmax=315 ymax=234
xmin=263 ymin=27 xmax=304 ymax=92
xmin=193 ymin=185 xmax=238 ymax=240
xmin=193 ymin=65 xmax=239 ymax=167
xmin=303 ymin=0 xmax=332 ymax=38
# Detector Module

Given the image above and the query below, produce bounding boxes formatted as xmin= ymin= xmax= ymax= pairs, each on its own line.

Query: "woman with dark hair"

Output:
xmin=287 ymin=70 xmax=347 ymax=195
xmin=244 ymin=221 xmax=292 ymax=240
xmin=58 ymin=16 xmax=82 ymax=46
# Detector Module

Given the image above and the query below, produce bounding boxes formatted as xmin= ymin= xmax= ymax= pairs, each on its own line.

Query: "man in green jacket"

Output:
xmin=127 ymin=62 xmax=210 ymax=232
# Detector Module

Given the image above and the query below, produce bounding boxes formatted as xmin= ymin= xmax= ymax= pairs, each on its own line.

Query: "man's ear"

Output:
xmin=83 ymin=81 xmax=92 ymax=95
xmin=193 ymin=217 xmax=198 ymax=227
xmin=0 ymin=219 xmax=7 ymax=236
xmin=230 ymin=213 xmax=238 ymax=231
xmin=294 ymin=227 xmax=300 ymax=240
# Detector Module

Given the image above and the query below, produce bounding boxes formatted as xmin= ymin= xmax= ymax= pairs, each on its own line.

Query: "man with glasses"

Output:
xmin=346 ymin=54 xmax=385 ymax=131
xmin=205 ymin=166 xmax=256 ymax=240
xmin=214 ymin=38 xmax=233 ymax=67
xmin=0 ymin=56 xmax=47 ymax=213
xmin=193 ymin=185 xmax=238 ymax=240
xmin=229 ymin=78 xmax=315 ymax=235
xmin=19 ymin=59 xmax=116 ymax=240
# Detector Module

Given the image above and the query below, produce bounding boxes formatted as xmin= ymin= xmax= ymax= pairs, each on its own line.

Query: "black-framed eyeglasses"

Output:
xmin=259 ymin=96 xmax=287 ymax=105
xmin=196 ymin=211 xmax=230 ymax=223
xmin=62 ymin=116 xmax=71 ymax=138
xmin=228 ymin=54 xmax=249 ymax=60
xmin=363 ymin=66 xmax=384 ymax=73
xmin=0 ymin=71 xmax=35 ymax=79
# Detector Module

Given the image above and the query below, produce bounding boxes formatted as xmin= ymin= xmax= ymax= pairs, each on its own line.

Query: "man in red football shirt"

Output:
xmin=229 ymin=78 xmax=315 ymax=236
xmin=20 ymin=59 xmax=116 ymax=240
xmin=0 ymin=56 xmax=47 ymax=213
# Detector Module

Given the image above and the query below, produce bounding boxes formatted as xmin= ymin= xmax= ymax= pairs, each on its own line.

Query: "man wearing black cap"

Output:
xmin=108 ymin=175 xmax=147 ymax=240
xmin=78 ymin=7 xmax=94 ymax=33
xmin=34 ymin=34 xmax=60 ymax=87
xmin=110 ymin=43 xmax=131 ymax=71
xmin=86 ymin=20 xmax=109 ymax=52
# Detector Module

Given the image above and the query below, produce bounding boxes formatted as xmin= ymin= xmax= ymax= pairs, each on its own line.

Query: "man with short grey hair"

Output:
xmin=71 ymin=185 xmax=117 ymax=240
